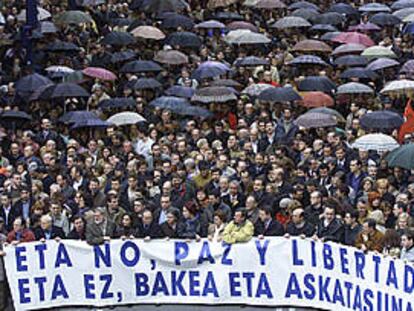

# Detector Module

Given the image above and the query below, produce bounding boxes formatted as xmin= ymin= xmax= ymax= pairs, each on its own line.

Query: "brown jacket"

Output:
xmin=355 ymin=229 xmax=384 ymax=252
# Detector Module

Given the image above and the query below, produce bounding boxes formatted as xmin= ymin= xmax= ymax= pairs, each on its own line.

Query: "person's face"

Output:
xmin=349 ymin=161 xmax=359 ymax=173
xmin=10 ymin=144 xmax=19 ymax=155
xmin=108 ymin=198 xmax=118 ymax=210
xmin=259 ymin=210 xmax=269 ymax=222
xmin=0 ymin=196 xmax=9 ymax=206
xmin=183 ymin=207 xmax=190 ymax=219
xmin=51 ymin=204 xmax=60 ymax=215
xmin=74 ymin=218 xmax=84 ymax=231
xmin=229 ymin=183 xmax=238 ymax=195
xmin=122 ymin=215 xmax=132 ymax=227
xmin=234 ymin=211 xmax=244 ymax=224
xmin=324 ymin=208 xmax=335 ymax=222
xmin=401 ymin=236 xmax=413 ymax=249
xmin=41 ymin=219 xmax=51 ymax=230
xmin=399 ymin=218 xmax=408 ymax=229
xmin=310 ymin=193 xmax=321 ymax=205
xmin=291 ymin=211 xmax=302 ymax=224
xmin=336 ymin=149 xmax=345 ymax=160
xmin=13 ymin=220 xmax=22 ymax=232
xmin=344 ymin=213 xmax=354 ymax=225
xmin=94 ymin=212 xmax=104 ymax=224
xmin=253 ymin=180 xmax=263 ymax=192
xmin=161 ymin=197 xmax=171 ymax=210
xmin=246 ymin=197 xmax=255 ymax=210
xmin=362 ymin=222 xmax=373 ymax=234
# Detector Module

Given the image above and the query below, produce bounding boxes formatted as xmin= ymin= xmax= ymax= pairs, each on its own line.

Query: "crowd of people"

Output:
xmin=1 ymin=0 xmax=414 ymax=308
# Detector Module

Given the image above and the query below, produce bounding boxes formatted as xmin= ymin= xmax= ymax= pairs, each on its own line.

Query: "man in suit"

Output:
xmin=0 ymin=192 xmax=22 ymax=233
xmin=136 ymin=210 xmax=162 ymax=240
xmin=315 ymin=205 xmax=345 ymax=243
xmin=222 ymin=180 xmax=245 ymax=212
xmin=34 ymin=215 xmax=66 ymax=241
xmin=86 ymin=207 xmax=117 ymax=245
xmin=255 ymin=206 xmax=284 ymax=237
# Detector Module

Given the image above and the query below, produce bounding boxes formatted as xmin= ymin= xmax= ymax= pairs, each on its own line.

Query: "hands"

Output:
xmin=103 ymin=236 xmax=111 ymax=242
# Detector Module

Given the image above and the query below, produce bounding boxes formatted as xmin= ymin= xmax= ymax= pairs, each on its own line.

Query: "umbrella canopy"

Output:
xmin=352 ymin=134 xmax=399 ymax=152
xmin=311 ymin=12 xmax=345 ymax=25
xmin=336 ymin=82 xmax=375 ymax=95
xmin=71 ymin=119 xmax=111 ymax=129
xmin=82 ymin=67 xmax=117 ymax=81
xmin=242 ymin=84 xmax=274 ymax=97
xmin=393 ymin=8 xmax=414 ymax=20
xmin=332 ymin=43 xmax=366 ymax=55
xmin=39 ymin=83 xmax=90 ymax=99
xmin=292 ymin=39 xmax=332 ymax=53
xmin=0 ymin=111 xmax=32 ymax=129
xmin=141 ymin=0 xmax=189 ymax=12
xmin=334 ymin=55 xmax=368 ymax=67
xmin=360 ymin=110 xmax=404 ymax=130
xmin=361 ymin=46 xmax=397 ymax=59
xmin=154 ymin=50 xmax=189 ymax=65
xmin=392 ymin=0 xmax=414 ymax=10
xmin=192 ymin=61 xmax=231 ymax=80
xmin=192 ymin=87 xmax=237 ymax=103
xmin=400 ymin=60 xmax=414 ymax=75
xmin=99 ymin=98 xmax=136 ymax=110
xmin=149 ymin=96 xmax=190 ymax=110
xmin=107 ymin=112 xmax=146 ymax=126
xmin=287 ymin=55 xmax=329 ymax=66
xmin=211 ymin=79 xmax=242 ymax=88
xmin=213 ymin=12 xmax=244 ymax=21
xmin=288 ymin=1 xmax=319 ymax=11
xmin=366 ymin=58 xmax=400 ymax=71
xmin=290 ymin=8 xmax=320 ymax=21
xmin=195 ymin=20 xmax=226 ymax=29
xmin=54 ymin=10 xmax=93 ymax=24
xmin=101 ymin=31 xmax=135 ymax=46
xmin=257 ymin=87 xmax=302 ymax=102
xmin=59 ymin=111 xmax=100 ymax=124
xmin=207 ymin=0 xmax=238 ymax=9
xmin=110 ymin=51 xmax=136 ymax=64
xmin=386 ymin=144 xmax=414 ymax=169
xmin=179 ymin=106 xmax=213 ymax=119
xmin=300 ymin=92 xmax=334 ymax=107
xmin=130 ymin=26 xmax=165 ymax=40
xmin=403 ymin=13 xmax=414 ymax=23
xmin=45 ymin=41 xmax=80 ymax=52
xmin=369 ymin=13 xmax=401 ymax=26
xmin=359 ymin=3 xmax=391 ymax=12
xmin=340 ymin=67 xmax=378 ymax=80
xmin=254 ymin=0 xmax=286 ymax=9
xmin=120 ymin=60 xmax=163 ymax=73
xmin=328 ymin=3 xmax=359 ymax=16
xmin=380 ymin=79 xmax=414 ymax=94
xmin=332 ymin=32 xmax=375 ymax=47
xmin=17 ymin=7 xmax=51 ymax=22
xmin=162 ymin=14 xmax=194 ymax=29
xmin=297 ymin=76 xmax=336 ymax=92
xmin=310 ymin=24 xmax=338 ymax=32
xmin=165 ymin=86 xmax=195 ymax=98
xmin=348 ymin=22 xmax=381 ymax=32
xmin=166 ymin=31 xmax=202 ymax=48
xmin=234 ymin=56 xmax=269 ymax=67
xmin=271 ymin=16 xmax=311 ymax=29
xmin=224 ymin=30 xmax=270 ymax=45
xmin=38 ymin=21 xmax=58 ymax=34
xmin=227 ymin=21 xmax=258 ymax=32
xmin=45 ymin=66 xmax=74 ymax=78
xmin=309 ymin=107 xmax=345 ymax=122
xmin=15 ymin=74 xmax=52 ymax=94
xmin=133 ymin=78 xmax=162 ymax=90
xmin=295 ymin=112 xmax=337 ymax=128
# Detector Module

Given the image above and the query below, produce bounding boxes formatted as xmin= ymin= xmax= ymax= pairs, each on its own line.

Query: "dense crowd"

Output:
xmin=1 ymin=0 xmax=414 ymax=308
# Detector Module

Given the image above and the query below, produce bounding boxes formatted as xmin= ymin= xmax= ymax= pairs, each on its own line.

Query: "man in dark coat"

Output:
xmin=315 ymin=205 xmax=345 ymax=243
xmin=136 ymin=210 xmax=162 ymax=239
xmin=0 ymin=192 xmax=22 ymax=233
xmin=255 ymin=206 xmax=284 ymax=237
xmin=286 ymin=207 xmax=315 ymax=237
xmin=34 ymin=215 xmax=66 ymax=240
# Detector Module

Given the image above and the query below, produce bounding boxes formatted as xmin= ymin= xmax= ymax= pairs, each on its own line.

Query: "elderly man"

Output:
xmin=34 ymin=214 xmax=66 ymax=241
xmin=86 ymin=207 xmax=116 ymax=245
xmin=223 ymin=209 xmax=254 ymax=244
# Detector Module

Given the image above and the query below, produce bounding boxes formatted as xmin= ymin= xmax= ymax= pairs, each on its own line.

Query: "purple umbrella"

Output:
xmin=366 ymin=58 xmax=400 ymax=71
xmin=192 ymin=61 xmax=230 ymax=80
xmin=400 ymin=60 xmax=414 ymax=75
xmin=348 ymin=22 xmax=381 ymax=32
xmin=195 ymin=20 xmax=226 ymax=29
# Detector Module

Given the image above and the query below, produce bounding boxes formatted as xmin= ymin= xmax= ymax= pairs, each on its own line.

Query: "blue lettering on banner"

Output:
xmin=354 ymin=251 xmax=365 ymax=279
xmin=322 ymin=244 xmax=333 ymax=270
xmin=135 ymin=273 xmax=149 ymax=296
xmin=363 ymin=288 xmax=374 ymax=311
xmin=303 ymin=274 xmax=315 ymax=299
xmin=94 ymin=244 xmax=111 ymax=268
xmin=292 ymin=240 xmax=304 ymax=266
xmin=197 ymin=241 xmax=215 ymax=264
xmin=120 ymin=241 xmax=140 ymax=267
xmin=285 ymin=273 xmax=302 ymax=299
xmin=84 ymin=274 xmax=95 ymax=299
xmin=256 ymin=273 xmax=273 ymax=298
xmin=100 ymin=274 xmax=114 ymax=299
xmin=332 ymin=279 xmax=344 ymax=306
xmin=255 ymin=240 xmax=269 ymax=266
xmin=203 ymin=272 xmax=219 ymax=297
xmin=343 ymin=281 xmax=353 ymax=308
xmin=352 ymin=285 xmax=361 ymax=310
xmin=35 ymin=244 xmax=47 ymax=270
xmin=386 ymin=260 xmax=398 ymax=289
xmin=221 ymin=243 xmax=232 ymax=265
xmin=242 ymin=272 xmax=254 ymax=296
xmin=55 ymin=243 xmax=72 ymax=268
xmin=152 ymin=272 xmax=170 ymax=296
xmin=51 ymin=275 xmax=69 ymax=300
xmin=310 ymin=240 xmax=316 ymax=267
xmin=229 ymin=273 xmax=241 ymax=297
xmin=339 ymin=247 xmax=349 ymax=275
xmin=174 ymin=242 xmax=188 ymax=266
xmin=171 ymin=271 xmax=186 ymax=296
xmin=34 ymin=277 xmax=47 ymax=302
xmin=318 ymin=275 xmax=331 ymax=302
xmin=15 ymin=246 xmax=28 ymax=272
xmin=372 ymin=255 xmax=381 ymax=283
xmin=189 ymin=271 xmax=200 ymax=296
xmin=18 ymin=278 xmax=30 ymax=303
xmin=405 ymin=264 xmax=414 ymax=294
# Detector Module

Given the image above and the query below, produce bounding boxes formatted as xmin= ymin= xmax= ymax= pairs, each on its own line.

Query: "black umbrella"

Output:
xmin=15 ymin=73 xmax=52 ymax=94
xmin=99 ymin=98 xmax=136 ymax=109
xmin=295 ymin=112 xmax=337 ymax=128
xmin=133 ymin=78 xmax=163 ymax=90
xmin=101 ymin=31 xmax=135 ymax=46
xmin=334 ymin=55 xmax=368 ymax=67
xmin=213 ymin=12 xmax=244 ymax=21
xmin=234 ymin=56 xmax=270 ymax=67
xmin=46 ymin=41 xmax=80 ymax=52
xmin=297 ymin=76 xmax=337 ymax=92
xmin=311 ymin=12 xmax=345 ymax=25
xmin=328 ymin=3 xmax=359 ymax=16
xmin=110 ymin=50 xmax=136 ymax=63
xmin=291 ymin=8 xmax=320 ymax=21
xmin=164 ymin=86 xmax=195 ymax=98
xmin=369 ymin=13 xmax=401 ymax=26
xmin=149 ymin=96 xmax=190 ymax=110
xmin=59 ymin=110 xmax=99 ymax=124
xmin=166 ymin=31 xmax=202 ymax=48
xmin=141 ymin=0 xmax=189 ymax=13
xmin=258 ymin=87 xmax=302 ymax=102
xmin=310 ymin=24 xmax=338 ymax=32
xmin=360 ymin=110 xmax=404 ymax=130
xmin=340 ymin=67 xmax=378 ymax=80
xmin=71 ymin=119 xmax=112 ymax=129
xmin=211 ymin=79 xmax=242 ymax=88
xmin=181 ymin=106 xmax=213 ymax=119
xmin=162 ymin=14 xmax=194 ymax=29
xmin=120 ymin=60 xmax=163 ymax=73
xmin=39 ymin=83 xmax=90 ymax=99
xmin=288 ymin=1 xmax=319 ymax=11
xmin=288 ymin=55 xmax=329 ymax=66
xmin=1 ymin=110 xmax=32 ymax=129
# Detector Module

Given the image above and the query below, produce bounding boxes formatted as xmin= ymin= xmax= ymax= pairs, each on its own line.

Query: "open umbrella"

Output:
xmin=392 ymin=0 xmax=414 ymax=10
xmin=54 ymin=10 xmax=93 ymax=24
xmin=322 ymin=32 xmax=342 ymax=42
xmin=59 ymin=111 xmax=100 ymax=124
xmin=227 ymin=21 xmax=258 ymax=32
xmin=45 ymin=66 xmax=74 ymax=78
xmin=211 ymin=79 xmax=242 ymax=88
xmin=380 ymin=79 xmax=414 ymax=94
xmin=15 ymin=74 xmax=52 ymax=94
xmin=311 ymin=12 xmax=345 ymax=25
xmin=180 ymin=106 xmax=213 ymax=119
xmin=39 ymin=83 xmax=90 ymax=99
xmin=195 ymin=20 xmax=226 ymax=29
xmin=0 ymin=111 xmax=32 ymax=129
xmin=71 ymin=119 xmax=111 ymax=129
xmin=149 ymin=96 xmax=190 ymax=110
xmin=297 ymin=76 xmax=336 ymax=93
xmin=120 ymin=60 xmax=163 ymax=73
xmin=154 ymin=50 xmax=189 ymax=65
xmin=361 ymin=46 xmax=397 ymax=59
xmin=359 ymin=3 xmax=391 ymax=12
xmin=234 ymin=56 xmax=269 ymax=67
xmin=340 ymin=67 xmax=378 ymax=80
xmin=300 ymin=92 xmax=334 ymax=107
xmin=334 ymin=55 xmax=368 ymax=67
xmin=288 ymin=1 xmax=319 ymax=11
xmin=309 ymin=107 xmax=345 ymax=122
xmin=328 ymin=3 xmax=359 ymax=16
xmin=110 ymin=51 xmax=136 ymax=64
xmin=360 ymin=110 xmax=404 ymax=130
xmin=271 ymin=16 xmax=311 ymax=29
xmin=192 ymin=61 xmax=231 ymax=80
xmin=207 ymin=0 xmax=238 ymax=9
xmin=369 ymin=13 xmax=401 ymax=26
xmin=310 ymin=24 xmax=338 ymax=32
xmin=403 ymin=13 xmax=414 ymax=23
xmin=258 ymin=87 xmax=301 ymax=102
xmin=166 ymin=31 xmax=202 ymax=48
xmin=348 ymin=22 xmax=381 ymax=32
xmin=386 ymin=144 xmax=414 ymax=169
xmin=17 ymin=7 xmax=51 ymax=22
xmin=366 ymin=58 xmax=400 ymax=71
xmin=107 ymin=112 xmax=146 ymax=126
xmin=224 ymin=30 xmax=270 ymax=45
xmin=242 ymin=84 xmax=274 ymax=96
xmin=336 ymin=82 xmax=375 ymax=95
xmin=165 ymin=86 xmax=195 ymax=98
xmin=332 ymin=32 xmax=375 ymax=47
xmin=290 ymin=8 xmax=320 ymax=21
xmin=400 ymin=60 xmax=414 ymax=75
xmin=192 ymin=87 xmax=237 ymax=103
xmin=46 ymin=41 xmax=80 ymax=52
xmin=141 ymin=0 xmax=189 ymax=12
xmin=162 ymin=14 xmax=194 ymax=29
xmin=99 ymin=98 xmax=136 ymax=110
xmin=133 ymin=78 xmax=162 ymax=90
xmin=393 ymin=8 xmax=414 ymax=20
xmin=292 ymin=40 xmax=332 ymax=53
xmin=101 ymin=31 xmax=135 ymax=46
xmin=82 ymin=67 xmax=117 ymax=81
xmin=254 ymin=0 xmax=286 ymax=9
xmin=38 ymin=21 xmax=58 ymax=34
xmin=130 ymin=26 xmax=165 ymax=40
xmin=295 ymin=112 xmax=337 ymax=128
xmin=352 ymin=134 xmax=399 ymax=152
xmin=214 ymin=12 xmax=244 ymax=21
xmin=287 ymin=55 xmax=329 ymax=66
xmin=332 ymin=43 xmax=366 ymax=55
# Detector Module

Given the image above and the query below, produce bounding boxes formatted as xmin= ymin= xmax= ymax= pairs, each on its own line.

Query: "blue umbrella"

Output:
xmin=334 ymin=55 xmax=368 ymax=67
xmin=179 ymin=106 xmax=213 ymax=118
xmin=360 ymin=110 xmax=404 ymax=130
xmin=99 ymin=98 xmax=136 ymax=109
xmin=297 ymin=76 xmax=336 ymax=93
xmin=162 ymin=14 xmax=194 ymax=29
xmin=391 ymin=0 xmax=414 ymax=10
xmin=359 ymin=3 xmax=391 ymax=12
xmin=192 ymin=61 xmax=230 ymax=80
xmin=39 ymin=83 xmax=89 ymax=99
xmin=166 ymin=31 xmax=202 ymax=48
xmin=15 ymin=73 xmax=52 ymax=94
xmin=133 ymin=78 xmax=162 ymax=90
xmin=310 ymin=24 xmax=338 ymax=32
xmin=120 ymin=60 xmax=163 ymax=73
xmin=288 ymin=1 xmax=319 ymax=11
xmin=195 ymin=20 xmax=226 ymax=29
xmin=328 ymin=3 xmax=359 ymax=16
xmin=149 ymin=96 xmax=190 ymax=111
xmin=71 ymin=118 xmax=112 ymax=129
xmin=59 ymin=111 xmax=100 ymax=124
xmin=340 ymin=67 xmax=378 ymax=80
xmin=369 ymin=13 xmax=401 ymax=26
xmin=101 ymin=31 xmax=135 ymax=46
xmin=311 ymin=12 xmax=345 ymax=25
xmin=165 ymin=86 xmax=195 ymax=98
xmin=110 ymin=50 xmax=136 ymax=64
xmin=258 ymin=87 xmax=302 ymax=102
xmin=366 ymin=58 xmax=400 ymax=71
xmin=234 ymin=56 xmax=269 ymax=67
xmin=288 ymin=55 xmax=329 ymax=66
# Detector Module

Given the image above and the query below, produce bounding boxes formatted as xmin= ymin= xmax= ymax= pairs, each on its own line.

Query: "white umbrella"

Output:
xmin=352 ymin=134 xmax=399 ymax=152
xmin=107 ymin=112 xmax=146 ymax=126
xmin=17 ymin=7 xmax=51 ymax=22
xmin=224 ymin=30 xmax=271 ymax=45
xmin=0 ymin=13 xmax=5 ymax=25
xmin=337 ymin=82 xmax=374 ymax=95
xmin=380 ymin=79 xmax=414 ymax=94
xmin=403 ymin=12 xmax=414 ymax=23
xmin=242 ymin=84 xmax=274 ymax=96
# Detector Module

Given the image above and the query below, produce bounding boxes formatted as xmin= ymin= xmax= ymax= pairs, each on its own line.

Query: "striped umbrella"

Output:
xmin=337 ymin=82 xmax=375 ymax=95
xmin=287 ymin=55 xmax=329 ymax=66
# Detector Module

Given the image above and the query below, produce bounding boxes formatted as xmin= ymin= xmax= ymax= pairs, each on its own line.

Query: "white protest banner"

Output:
xmin=3 ymin=237 xmax=414 ymax=311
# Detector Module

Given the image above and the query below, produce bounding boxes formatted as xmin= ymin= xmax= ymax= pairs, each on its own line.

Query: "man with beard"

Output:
xmin=86 ymin=207 xmax=116 ymax=245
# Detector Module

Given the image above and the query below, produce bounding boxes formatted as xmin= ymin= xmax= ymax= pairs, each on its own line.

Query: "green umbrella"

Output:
xmin=361 ymin=46 xmax=397 ymax=59
xmin=55 ymin=10 xmax=94 ymax=25
xmin=385 ymin=144 xmax=414 ymax=169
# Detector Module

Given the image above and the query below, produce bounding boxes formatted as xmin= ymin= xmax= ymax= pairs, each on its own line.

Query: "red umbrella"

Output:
xmin=331 ymin=32 xmax=375 ymax=47
xmin=300 ymin=92 xmax=334 ymax=107
xmin=82 ymin=67 xmax=117 ymax=81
